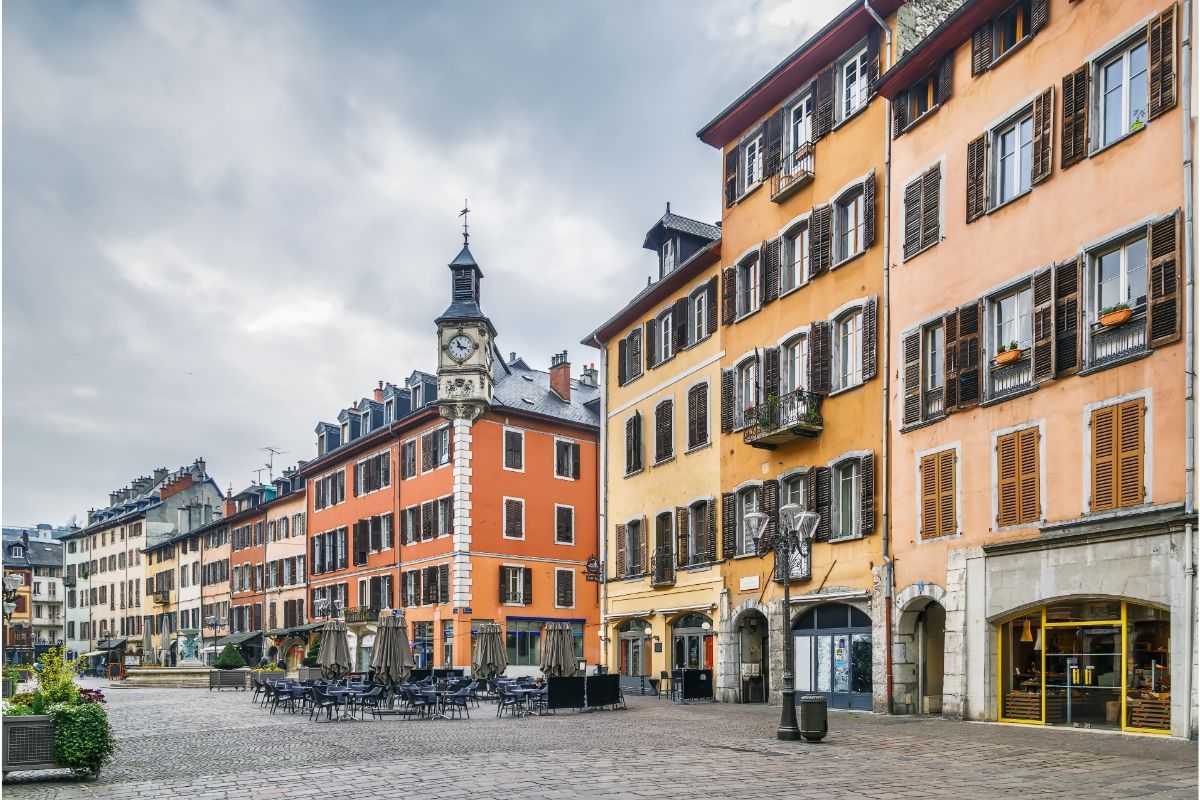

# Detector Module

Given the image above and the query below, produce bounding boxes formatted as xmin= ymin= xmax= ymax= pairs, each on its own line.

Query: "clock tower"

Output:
xmin=435 ymin=235 xmax=496 ymax=421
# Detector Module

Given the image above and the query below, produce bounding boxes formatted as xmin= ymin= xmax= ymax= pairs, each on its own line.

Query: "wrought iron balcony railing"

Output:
xmin=651 ymin=546 xmax=675 ymax=588
xmin=771 ymin=142 xmax=815 ymax=203
xmin=152 ymin=590 xmax=170 ymax=605
xmin=988 ymin=351 xmax=1033 ymax=401
xmin=343 ymin=606 xmax=381 ymax=624
xmin=1089 ymin=311 xmax=1147 ymax=368
xmin=743 ymin=389 xmax=824 ymax=449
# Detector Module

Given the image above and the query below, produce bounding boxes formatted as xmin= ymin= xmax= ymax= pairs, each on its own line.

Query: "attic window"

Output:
xmin=522 ymin=375 xmax=534 ymax=382
xmin=522 ymin=398 xmax=535 ymax=405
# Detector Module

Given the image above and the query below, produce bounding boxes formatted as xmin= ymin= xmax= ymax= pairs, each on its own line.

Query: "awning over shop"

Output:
xmin=216 ymin=631 xmax=263 ymax=647
xmin=264 ymin=621 xmax=323 ymax=638
xmin=97 ymin=638 xmax=127 ymax=651
xmin=81 ymin=650 xmax=106 ymax=657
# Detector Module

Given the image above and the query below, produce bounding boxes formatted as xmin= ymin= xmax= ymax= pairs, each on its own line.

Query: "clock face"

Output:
xmin=446 ymin=333 xmax=476 ymax=362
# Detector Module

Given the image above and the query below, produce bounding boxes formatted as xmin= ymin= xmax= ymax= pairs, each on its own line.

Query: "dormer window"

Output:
xmin=361 ymin=412 xmax=371 ymax=435
xmin=340 ymin=421 xmax=349 ymax=443
xmin=661 ymin=239 xmax=675 ymax=275
xmin=385 ymin=399 xmax=394 ymax=423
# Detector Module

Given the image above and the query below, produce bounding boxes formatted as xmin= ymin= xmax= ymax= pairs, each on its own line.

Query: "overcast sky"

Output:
xmin=3 ymin=0 xmax=848 ymax=526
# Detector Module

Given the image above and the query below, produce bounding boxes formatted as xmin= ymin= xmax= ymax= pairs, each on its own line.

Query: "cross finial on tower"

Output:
xmin=459 ymin=199 xmax=470 ymax=246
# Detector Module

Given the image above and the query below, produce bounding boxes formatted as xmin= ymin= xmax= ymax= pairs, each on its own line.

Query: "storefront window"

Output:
xmin=412 ymin=622 xmax=433 ymax=669
xmin=1044 ymin=599 xmax=1121 ymax=623
xmin=1126 ymin=604 xmax=1170 ymax=731
xmin=1000 ymin=613 xmax=1042 ymax=721
xmin=506 ymin=619 xmax=542 ymax=666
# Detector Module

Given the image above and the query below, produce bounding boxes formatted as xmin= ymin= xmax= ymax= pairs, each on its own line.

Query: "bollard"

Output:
xmin=798 ymin=694 xmax=828 ymax=742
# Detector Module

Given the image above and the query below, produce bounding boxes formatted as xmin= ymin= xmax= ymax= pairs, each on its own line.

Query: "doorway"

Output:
xmin=792 ymin=603 xmax=873 ymax=710
xmin=671 ymin=613 xmax=713 ymax=670
xmin=617 ymin=619 xmax=648 ymax=677
xmin=737 ymin=610 xmax=769 ymax=703
xmin=917 ymin=601 xmax=946 ymax=714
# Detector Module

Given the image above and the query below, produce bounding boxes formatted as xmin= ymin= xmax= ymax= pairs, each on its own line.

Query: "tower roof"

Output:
xmin=448 ymin=244 xmax=482 ymax=272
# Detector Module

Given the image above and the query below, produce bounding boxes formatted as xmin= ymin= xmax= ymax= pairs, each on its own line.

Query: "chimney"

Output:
xmin=153 ymin=467 xmax=168 ymax=483
xmin=109 ymin=491 xmax=122 ymax=506
xmin=177 ymin=506 xmax=190 ymax=534
xmin=374 ymin=381 xmax=385 ymax=402
xmin=193 ymin=458 xmax=207 ymax=476
xmin=580 ymin=363 xmax=598 ymax=388
xmin=549 ymin=351 xmax=571 ymax=402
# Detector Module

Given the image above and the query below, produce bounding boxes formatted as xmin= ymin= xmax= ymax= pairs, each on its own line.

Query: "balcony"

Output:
xmin=922 ymin=387 xmax=944 ymax=419
xmin=743 ymin=389 xmax=824 ymax=450
xmin=988 ymin=351 xmax=1033 ymax=401
xmin=1088 ymin=311 xmax=1147 ymax=368
xmin=152 ymin=590 xmax=170 ymax=605
xmin=650 ymin=546 xmax=675 ymax=588
xmin=770 ymin=142 xmax=815 ymax=203
xmin=343 ymin=606 xmax=380 ymax=624
xmin=63 ymin=576 xmax=77 ymax=588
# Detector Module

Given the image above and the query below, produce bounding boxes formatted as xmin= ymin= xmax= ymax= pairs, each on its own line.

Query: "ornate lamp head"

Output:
xmin=744 ymin=511 xmax=769 ymax=545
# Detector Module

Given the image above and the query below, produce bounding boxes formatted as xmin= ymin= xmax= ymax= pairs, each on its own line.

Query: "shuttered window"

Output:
xmin=503 ymin=498 xmax=525 ymax=539
xmin=919 ymin=449 xmax=956 ymax=539
xmin=555 ymin=505 xmax=574 ymax=545
xmin=1091 ymin=398 xmax=1145 ymax=512
xmin=617 ymin=329 xmax=643 ymax=386
xmin=555 ymin=569 xmax=575 ymax=608
xmin=654 ymin=400 xmax=674 ymax=463
xmin=625 ymin=411 xmax=643 ymax=475
xmin=503 ymin=429 xmax=524 ymax=470
xmin=902 ymin=166 xmax=941 ymax=260
xmin=687 ymin=383 xmax=709 ymax=450
xmin=997 ymin=428 xmax=1040 ymax=527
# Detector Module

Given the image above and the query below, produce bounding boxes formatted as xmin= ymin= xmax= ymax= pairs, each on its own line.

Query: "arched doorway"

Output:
xmin=792 ymin=603 xmax=872 ymax=710
xmin=736 ymin=610 xmax=769 ymax=703
xmin=670 ymin=613 xmax=713 ymax=671
xmin=913 ymin=601 xmax=945 ymax=714
xmin=617 ymin=619 xmax=648 ymax=677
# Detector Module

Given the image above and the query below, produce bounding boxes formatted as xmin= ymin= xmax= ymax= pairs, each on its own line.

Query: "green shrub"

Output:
xmin=302 ymin=635 xmax=321 ymax=668
xmin=3 ymin=699 xmax=34 ymax=716
xmin=50 ymin=702 xmax=114 ymax=777
xmin=35 ymin=647 xmax=83 ymax=706
xmin=213 ymin=645 xmax=246 ymax=670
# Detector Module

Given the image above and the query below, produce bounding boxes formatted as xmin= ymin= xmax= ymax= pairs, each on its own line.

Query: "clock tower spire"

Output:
xmin=436 ymin=208 xmax=496 ymax=420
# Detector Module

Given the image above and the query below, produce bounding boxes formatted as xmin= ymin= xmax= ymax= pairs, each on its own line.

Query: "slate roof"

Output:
xmin=491 ymin=357 xmax=599 ymax=428
xmin=657 ymin=212 xmax=721 ymax=243
xmin=2 ymin=535 xmax=62 ymax=568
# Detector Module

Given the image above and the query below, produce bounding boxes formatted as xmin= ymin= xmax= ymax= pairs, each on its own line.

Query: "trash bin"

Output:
xmin=798 ymin=694 xmax=828 ymax=742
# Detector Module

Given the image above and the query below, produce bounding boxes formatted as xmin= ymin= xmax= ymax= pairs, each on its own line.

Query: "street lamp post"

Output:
xmin=744 ymin=504 xmax=819 ymax=742
xmin=3 ymin=574 xmax=25 ymax=662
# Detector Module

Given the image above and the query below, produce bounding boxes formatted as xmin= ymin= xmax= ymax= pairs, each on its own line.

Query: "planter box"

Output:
xmin=209 ymin=670 xmax=248 ymax=691
xmin=1099 ymin=308 xmax=1133 ymax=327
xmin=2 ymin=715 xmax=60 ymax=773
xmin=2 ymin=677 xmax=14 ymax=698
xmin=993 ymin=349 xmax=1022 ymax=366
xmin=297 ymin=666 xmax=324 ymax=681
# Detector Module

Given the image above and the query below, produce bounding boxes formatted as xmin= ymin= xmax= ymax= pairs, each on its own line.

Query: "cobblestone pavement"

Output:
xmin=4 ymin=679 xmax=1196 ymax=799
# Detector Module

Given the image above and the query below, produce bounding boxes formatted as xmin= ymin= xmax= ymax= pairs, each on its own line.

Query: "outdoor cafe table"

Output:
xmin=508 ymin=686 xmax=544 ymax=717
xmin=326 ymin=686 xmax=363 ymax=721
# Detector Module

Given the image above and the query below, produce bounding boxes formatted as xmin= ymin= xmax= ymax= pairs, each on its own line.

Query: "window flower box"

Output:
xmin=1099 ymin=306 xmax=1133 ymax=328
xmin=993 ymin=348 xmax=1022 ymax=366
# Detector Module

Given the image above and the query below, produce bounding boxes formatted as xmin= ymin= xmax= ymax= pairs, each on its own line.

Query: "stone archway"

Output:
xmin=718 ymin=600 xmax=769 ymax=703
xmin=893 ymin=583 xmax=948 ymax=715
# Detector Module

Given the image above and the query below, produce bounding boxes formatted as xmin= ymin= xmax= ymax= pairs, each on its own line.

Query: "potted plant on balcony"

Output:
xmin=994 ymin=341 xmax=1022 ymax=366
xmin=1099 ymin=303 xmax=1132 ymax=328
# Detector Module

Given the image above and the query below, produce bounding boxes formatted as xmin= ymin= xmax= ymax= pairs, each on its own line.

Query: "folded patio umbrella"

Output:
xmin=142 ymin=624 xmax=155 ymax=666
xmin=317 ymin=618 xmax=352 ymax=680
xmin=369 ymin=611 xmax=414 ymax=687
xmin=472 ymin=622 xmax=507 ymax=679
xmin=540 ymin=622 xmax=578 ymax=678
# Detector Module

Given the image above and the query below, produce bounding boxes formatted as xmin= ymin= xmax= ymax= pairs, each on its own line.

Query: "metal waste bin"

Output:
xmin=798 ymin=694 xmax=828 ymax=742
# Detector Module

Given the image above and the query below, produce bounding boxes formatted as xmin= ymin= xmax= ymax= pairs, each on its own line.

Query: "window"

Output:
xmin=1094 ymin=234 xmax=1148 ymax=317
xmin=618 ymin=329 xmax=643 ymax=386
xmin=742 ymin=133 xmax=763 ymax=190
xmin=786 ymin=92 xmax=813 ymax=159
xmin=782 ymin=336 xmax=808 ymax=395
xmin=781 ymin=222 xmax=810 ymax=292
xmin=997 ymin=427 xmax=1040 ymax=527
xmin=657 ymin=310 xmax=673 ymax=363
xmin=839 ymin=44 xmax=869 ymax=119
xmin=736 ymin=255 xmax=758 ymax=317
xmin=690 ymin=286 xmax=709 ymax=342
xmin=503 ymin=498 xmax=525 ymax=540
xmin=832 ymin=460 xmax=861 ymax=540
xmin=902 ymin=166 xmax=941 ymax=259
xmin=993 ymin=111 xmax=1033 ymax=206
xmin=313 ymin=470 xmax=346 ymax=511
xmin=501 ymin=565 xmax=532 ymax=605
xmin=1091 ymin=398 xmax=1145 ymax=512
xmin=426 ymin=427 xmax=451 ymax=469
xmin=623 ymin=519 xmax=643 ymax=577
xmin=994 ymin=0 xmax=1031 ymax=60
xmin=505 ymin=619 xmax=542 ymax=666
xmin=919 ymin=449 xmax=956 ymax=538
xmin=400 ymin=441 xmax=417 ymax=479
xmin=654 ymin=400 xmax=673 ymax=463
xmin=736 ymin=487 xmax=760 ymax=555
xmin=554 ymin=439 xmax=580 ymax=479
xmin=1099 ymin=40 xmax=1148 ymax=148
xmin=555 ymin=505 xmax=574 ymax=544
xmin=687 ymin=502 xmax=709 ymax=565
xmin=834 ymin=188 xmax=865 ymax=263
xmin=624 ymin=412 xmax=643 ymax=475
xmin=833 ymin=310 xmax=863 ymax=391
xmin=442 ymin=620 xmax=454 ymax=666
xmin=503 ymin=429 xmax=524 ymax=471
xmin=686 ymin=383 xmax=709 ymax=450
xmin=662 ymin=239 xmax=675 ymax=275
xmin=924 ymin=324 xmax=945 ymax=396
xmin=992 ymin=286 xmax=1032 ymax=353
xmin=735 ymin=359 xmax=756 ymax=429
xmin=355 ymin=451 xmax=391 ymax=495
xmin=555 ymin=569 xmax=575 ymax=608
xmin=908 ymin=72 xmax=940 ymax=124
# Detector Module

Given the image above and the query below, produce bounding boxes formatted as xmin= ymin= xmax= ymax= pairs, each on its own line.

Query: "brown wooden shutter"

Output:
xmin=810 ymin=204 xmax=832 ymax=275
xmin=1117 ymin=399 xmax=1145 ymax=508
xmin=1030 ymin=268 xmax=1055 ymax=382
xmin=862 ymin=298 xmax=878 ymax=381
xmin=1031 ymin=0 xmax=1049 ymax=34
xmin=1061 ymin=65 xmax=1089 ymax=168
xmin=645 ymin=319 xmax=658 ymax=370
xmin=809 ymin=321 xmax=832 ymax=395
xmin=765 ymin=110 xmax=783 ymax=177
xmin=721 ymin=493 xmax=737 ymax=559
xmin=997 ymin=432 xmax=1020 ymax=527
xmin=814 ymin=66 xmax=835 ymax=141
xmin=673 ymin=297 xmax=690 ymax=350
xmin=936 ymin=56 xmax=953 ymax=105
xmin=763 ymin=238 xmax=781 ymax=303
xmin=936 ymin=449 xmax=955 ymax=537
xmin=1030 ymin=86 xmax=1054 ymax=185
xmin=724 ymin=149 xmax=739 ymax=208
xmin=497 ymin=566 xmax=507 ymax=605
xmin=760 ymin=479 xmax=779 ymax=552
xmin=720 ymin=368 xmax=735 ymax=433
xmin=655 ymin=400 xmax=673 ymax=462
xmin=721 ymin=267 xmax=736 ymax=325
xmin=1053 ymin=257 xmax=1082 ymax=376
xmin=422 ymin=501 xmax=435 ymax=540
xmin=625 ymin=414 xmax=636 ymax=473
xmin=640 ymin=516 xmax=650 ymax=573
xmin=617 ymin=339 xmax=628 ymax=386
xmin=921 ymin=166 xmax=940 ymax=250
xmin=676 ymin=506 xmax=689 ymax=568
xmin=1017 ymin=426 xmax=1040 ymax=524
xmin=762 ymin=346 xmax=780 ymax=408
xmin=614 ymin=523 xmax=627 ymax=578
xmin=438 ymin=564 xmax=450 ymax=605
xmin=902 ymin=177 xmax=922 ymax=259
xmin=902 ymin=330 xmax=922 ymax=425
xmin=942 ymin=309 xmax=960 ymax=411
xmin=971 ymin=22 xmax=992 ymax=75
xmin=862 ymin=172 xmax=876 ymax=249
xmin=421 ymin=433 xmax=433 ymax=471
xmin=1147 ymin=211 xmax=1181 ymax=347
xmin=706 ymin=500 xmax=718 ymax=562
xmin=966 ymin=133 xmax=988 ymax=223
xmin=522 ymin=567 xmax=533 ymax=605
xmin=920 ymin=453 xmax=939 ymax=537
xmin=811 ymin=467 xmax=832 ymax=541
xmin=633 ymin=413 xmax=643 ymax=470
xmin=571 ymin=443 xmax=581 ymax=480
xmin=706 ymin=276 xmax=719 ymax=333
xmin=956 ymin=301 xmax=982 ymax=408
xmin=893 ymin=90 xmax=909 ymax=138
xmin=859 ymin=452 xmax=875 ymax=534
xmin=1148 ymin=5 xmax=1177 ymax=120
xmin=629 ymin=329 xmax=642 ymax=376
xmin=1091 ymin=405 xmax=1118 ymax=511
xmin=867 ymin=27 xmax=881 ymax=96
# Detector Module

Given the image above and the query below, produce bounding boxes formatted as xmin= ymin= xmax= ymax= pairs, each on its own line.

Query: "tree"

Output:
xmin=213 ymin=644 xmax=247 ymax=670
xmin=302 ymin=634 xmax=321 ymax=668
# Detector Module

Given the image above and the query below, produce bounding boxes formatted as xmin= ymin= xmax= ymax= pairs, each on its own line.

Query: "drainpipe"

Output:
xmin=864 ymin=0 xmax=895 ymax=716
xmin=589 ymin=334 xmax=610 ymax=672
xmin=1181 ymin=0 xmax=1195 ymax=518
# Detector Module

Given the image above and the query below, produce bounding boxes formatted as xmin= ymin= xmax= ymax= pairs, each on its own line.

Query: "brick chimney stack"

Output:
xmin=374 ymin=381 xmax=384 ymax=402
xmin=549 ymin=351 xmax=571 ymax=402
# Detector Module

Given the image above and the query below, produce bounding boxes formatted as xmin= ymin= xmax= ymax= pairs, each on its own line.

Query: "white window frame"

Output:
xmin=742 ymin=133 xmax=764 ymax=192
xmin=662 ymin=239 xmax=675 ymax=275
xmin=430 ymin=425 xmax=451 ymax=469
xmin=1079 ymin=388 xmax=1154 ymax=514
xmin=1092 ymin=232 xmax=1149 ymax=320
xmin=785 ymin=89 xmax=814 ymax=167
xmin=990 ymin=284 xmax=1033 ymax=354
xmin=735 ymin=252 xmax=759 ymax=319
xmin=833 ymin=187 xmax=865 ymax=265
xmin=686 ymin=500 xmax=709 ymax=565
xmin=690 ymin=285 xmax=709 ymax=342
xmin=623 ymin=330 xmax=643 ymax=383
xmin=831 ymin=307 xmax=864 ymax=392
xmin=502 ymin=563 xmax=527 ymax=606
xmin=734 ymin=353 xmax=757 ymax=430
xmin=502 ymin=426 xmax=525 ymax=473
xmin=923 ymin=322 xmax=945 ymax=392
xmin=734 ymin=482 xmax=762 ymax=556
xmin=355 ymin=448 xmax=392 ymax=496
xmin=657 ymin=309 xmax=674 ymax=364
xmin=781 ymin=334 xmax=809 ymax=396
xmin=991 ymin=108 xmax=1033 ymax=209
xmin=837 ymin=42 xmax=870 ymax=122
xmin=554 ymin=504 xmax=575 ymax=545
xmin=554 ymin=436 xmax=578 ymax=481
xmin=502 ymin=497 xmax=526 ymax=541
xmin=828 ymin=454 xmax=865 ymax=541
xmin=554 ymin=568 xmax=575 ymax=609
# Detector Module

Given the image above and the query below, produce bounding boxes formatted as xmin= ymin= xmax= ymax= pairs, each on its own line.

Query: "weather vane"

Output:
xmin=459 ymin=199 xmax=470 ymax=246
